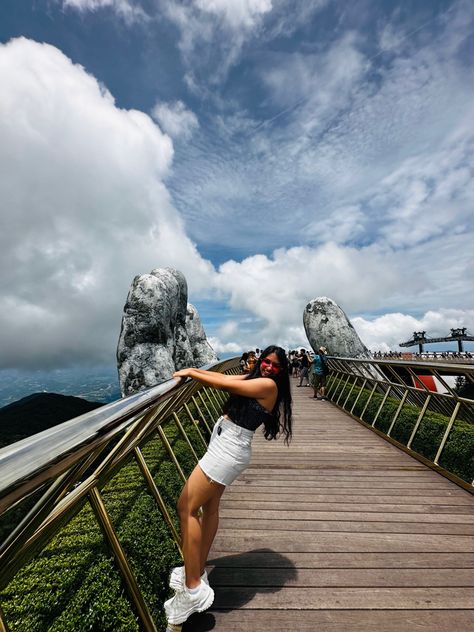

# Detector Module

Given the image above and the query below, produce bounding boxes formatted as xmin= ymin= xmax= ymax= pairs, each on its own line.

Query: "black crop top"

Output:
xmin=222 ymin=394 xmax=274 ymax=432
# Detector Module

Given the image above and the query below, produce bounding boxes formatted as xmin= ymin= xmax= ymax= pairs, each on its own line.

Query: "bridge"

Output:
xmin=0 ymin=356 xmax=473 ymax=631
xmin=400 ymin=328 xmax=474 ymax=353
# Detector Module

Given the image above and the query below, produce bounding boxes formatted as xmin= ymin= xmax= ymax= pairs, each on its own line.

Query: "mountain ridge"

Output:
xmin=0 ymin=392 xmax=103 ymax=448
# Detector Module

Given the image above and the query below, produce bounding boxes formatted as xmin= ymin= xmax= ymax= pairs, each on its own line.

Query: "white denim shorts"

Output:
xmin=198 ymin=416 xmax=254 ymax=486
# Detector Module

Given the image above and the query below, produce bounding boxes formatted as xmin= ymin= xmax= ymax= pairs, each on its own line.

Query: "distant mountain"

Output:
xmin=0 ymin=366 xmax=121 ymax=409
xmin=0 ymin=392 xmax=103 ymax=448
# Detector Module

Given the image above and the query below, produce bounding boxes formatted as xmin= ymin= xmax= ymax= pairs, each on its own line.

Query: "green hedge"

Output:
xmin=329 ymin=377 xmax=474 ymax=483
xmin=0 ymin=402 xmax=211 ymax=631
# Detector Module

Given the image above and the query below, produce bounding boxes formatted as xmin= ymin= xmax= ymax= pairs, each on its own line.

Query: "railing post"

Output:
xmin=326 ymin=371 xmax=341 ymax=399
xmin=342 ymin=379 xmax=357 ymax=410
xmin=328 ymin=372 xmax=345 ymax=402
xmin=202 ymin=388 xmax=220 ymax=419
xmin=372 ymin=386 xmax=392 ymax=428
xmin=350 ymin=379 xmax=367 ymax=414
xmin=434 ymin=401 xmax=461 ymax=465
xmin=387 ymin=390 xmax=409 ymax=437
xmin=172 ymin=412 xmax=201 ymax=460
xmin=134 ymin=447 xmax=182 ymax=552
xmin=208 ymin=387 xmax=224 ymax=412
xmin=189 ymin=398 xmax=212 ymax=436
xmin=407 ymin=394 xmax=432 ymax=450
xmin=360 ymin=383 xmax=378 ymax=421
xmin=157 ymin=426 xmax=187 ymax=483
xmin=88 ymin=487 xmax=158 ymax=632
xmin=197 ymin=391 xmax=218 ymax=425
xmin=336 ymin=375 xmax=352 ymax=406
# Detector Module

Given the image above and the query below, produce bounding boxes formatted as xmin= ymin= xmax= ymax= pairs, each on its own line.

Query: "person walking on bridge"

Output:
xmin=297 ymin=349 xmax=311 ymax=387
xmin=164 ymin=345 xmax=293 ymax=626
xmin=311 ymin=346 xmax=330 ymax=400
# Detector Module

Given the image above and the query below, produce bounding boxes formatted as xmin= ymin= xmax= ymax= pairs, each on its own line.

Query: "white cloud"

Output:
xmin=162 ymin=0 xmax=273 ymax=87
xmin=353 ymin=309 xmax=474 ymax=352
xmin=208 ymin=337 xmax=242 ymax=354
xmin=0 ymin=37 xmax=215 ymax=369
xmin=195 ymin=0 xmax=272 ymax=29
xmin=151 ymin=100 xmax=199 ymax=140
xmin=215 ymin=242 xmax=401 ymax=332
xmin=62 ymin=0 xmax=147 ymax=22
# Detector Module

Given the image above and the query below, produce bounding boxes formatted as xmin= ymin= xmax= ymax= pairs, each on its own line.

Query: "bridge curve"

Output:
xmin=199 ymin=384 xmax=474 ymax=631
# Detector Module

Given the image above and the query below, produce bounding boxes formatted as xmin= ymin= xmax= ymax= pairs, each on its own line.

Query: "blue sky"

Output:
xmin=0 ymin=0 xmax=473 ymax=373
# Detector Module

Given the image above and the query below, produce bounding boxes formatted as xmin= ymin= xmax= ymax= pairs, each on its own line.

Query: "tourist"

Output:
xmin=311 ymin=346 xmax=329 ymax=400
xmin=291 ymin=351 xmax=300 ymax=378
xmin=163 ymin=345 xmax=293 ymax=625
xmin=297 ymin=349 xmax=310 ymax=387
xmin=247 ymin=350 xmax=257 ymax=373
xmin=239 ymin=352 xmax=249 ymax=374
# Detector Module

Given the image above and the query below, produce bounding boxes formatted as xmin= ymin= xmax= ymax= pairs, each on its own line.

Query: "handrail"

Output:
xmin=325 ymin=356 xmax=474 ymax=491
xmin=0 ymin=357 xmax=236 ymax=515
xmin=0 ymin=356 xmax=240 ymax=632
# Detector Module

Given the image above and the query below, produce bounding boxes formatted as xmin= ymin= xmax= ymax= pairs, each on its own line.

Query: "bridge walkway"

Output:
xmin=184 ymin=382 xmax=474 ymax=631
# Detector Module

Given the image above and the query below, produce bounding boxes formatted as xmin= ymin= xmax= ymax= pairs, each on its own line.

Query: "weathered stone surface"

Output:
xmin=117 ymin=268 xmax=216 ymax=396
xmin=186 ymin=303 xmax=218 ymax=367
xmin=303 ymin=297 xmax=370 ymax=358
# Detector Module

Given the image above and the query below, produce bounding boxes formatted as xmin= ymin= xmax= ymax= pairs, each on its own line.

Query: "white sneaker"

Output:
xmin=169 ymin=566 xmax=209 ymax=591
xmin=164 ymin=582 xmax=214 ymax=624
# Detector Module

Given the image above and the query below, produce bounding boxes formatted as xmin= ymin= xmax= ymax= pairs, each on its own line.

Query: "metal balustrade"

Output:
xmin=0 ymin=358 xmax=239 ymax=632
xmin=325 ymin=356 xmax=474 ymax=491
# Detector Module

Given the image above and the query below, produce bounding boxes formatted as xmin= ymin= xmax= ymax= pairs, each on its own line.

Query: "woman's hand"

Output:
xmin=173 ymin=368 xmax=193 ymax=379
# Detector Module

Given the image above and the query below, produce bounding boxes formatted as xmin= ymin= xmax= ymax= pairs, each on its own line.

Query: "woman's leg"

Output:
xmin=200 ymin=484 xmax=225 ymax=573
xmin=177 ymin=465 xmax=224 ymax=589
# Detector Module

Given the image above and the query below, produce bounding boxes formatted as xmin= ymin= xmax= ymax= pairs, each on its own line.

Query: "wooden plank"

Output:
xmin=207 ymin=567 xmax=474 ymax=587
xmin=222 ymin=493 xmax=473 ymax=505
xmin=219 ymin=507 xmax=474 ymax=524
xmin=184 ymin=610 xmax=474 ymax=631
xmin=216 ymin=499 xmax=474 ymax=514
xmin=211 ymin=531 xmax=474 ymax=552
xmin=216 ymin=517 xmax=474 ymax=536
xmin=202 ymin=384 xmax=474 ymax=629
xmin=207 ymin=551 xmax=474 ymax=569
xmin=213 ymin=586 xmax=474 ymax=609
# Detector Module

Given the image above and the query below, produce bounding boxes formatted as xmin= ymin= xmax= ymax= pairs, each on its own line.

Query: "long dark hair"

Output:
xmin=247 ymin=345 xmax=292 ymax=444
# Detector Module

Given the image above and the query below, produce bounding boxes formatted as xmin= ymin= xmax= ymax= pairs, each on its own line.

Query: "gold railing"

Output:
xmin=325 ymin=356 xmax=474 ymax=491
xmin=0 ymin=358 xmax=239 ymax=632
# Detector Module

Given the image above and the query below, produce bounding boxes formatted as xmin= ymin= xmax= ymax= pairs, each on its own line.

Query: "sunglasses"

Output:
xmin=260 ymin=358 xmax=282 ymax=372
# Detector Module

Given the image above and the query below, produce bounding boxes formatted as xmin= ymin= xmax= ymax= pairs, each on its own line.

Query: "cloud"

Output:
xmin=0 ymin=37 xmax=215 ymax=369
xmin=215 ymin=241 xmax=401 ymax=328
xmin=151 ymin=100 xmax=199 ymax=140
xmin=161 ymin=0 xmax=273 ymax=87
xmin=167 ymin=1 xmax=474 ymax=262
xmin=207 ymin=337 xmax=242 ymax=354
xmin=195 ymin=0 xmax=272 ymax=29
xmin=62 ymin=0 xmax=147 ymax=22
xmin=353 ymin=309 xmax=474 ymax=352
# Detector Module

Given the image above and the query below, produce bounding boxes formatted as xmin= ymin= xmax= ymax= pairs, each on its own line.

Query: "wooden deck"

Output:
xmin=184 ymin=383 xmax=474 ymax=631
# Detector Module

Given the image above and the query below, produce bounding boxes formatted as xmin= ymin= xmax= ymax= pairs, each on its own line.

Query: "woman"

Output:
xmin=164 ymin=345 xmax=292 ymax=625
xmin=297 ymin=348 xmax=310 ymax=387
xmin=238 ymin=351 xmax=249 ymax=374
xmin=246 ymin=350 xmax=257 ymax=373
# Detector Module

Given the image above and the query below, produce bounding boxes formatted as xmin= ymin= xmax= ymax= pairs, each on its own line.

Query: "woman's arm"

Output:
xmin=173 ymin=367 xmax=276 ymax=399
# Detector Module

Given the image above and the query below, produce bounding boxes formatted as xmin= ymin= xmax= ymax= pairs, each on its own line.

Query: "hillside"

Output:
xmin=0 ymin=392 xmax=103 ymax=448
